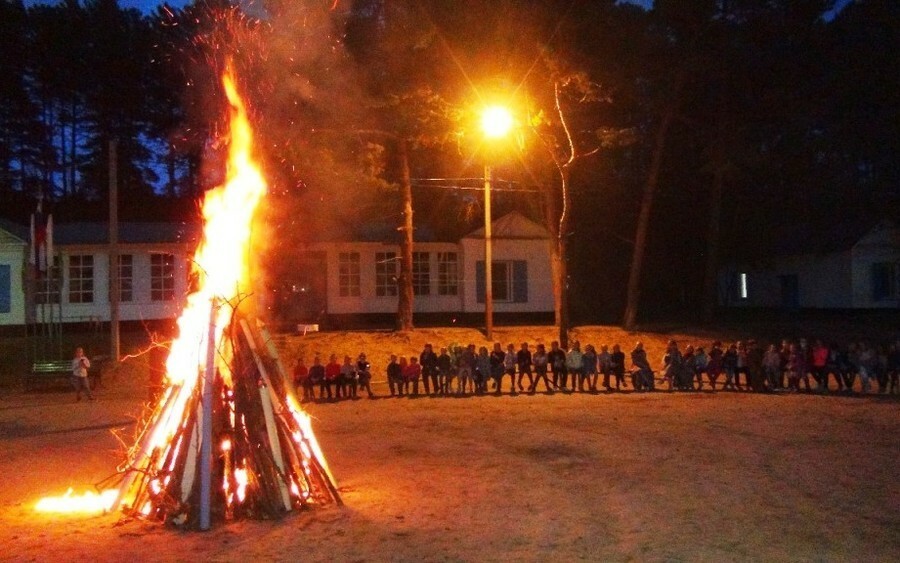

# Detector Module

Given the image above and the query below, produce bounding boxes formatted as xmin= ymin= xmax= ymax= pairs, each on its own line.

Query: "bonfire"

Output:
xmin=36 ymin=65 xmax=340 ymax=529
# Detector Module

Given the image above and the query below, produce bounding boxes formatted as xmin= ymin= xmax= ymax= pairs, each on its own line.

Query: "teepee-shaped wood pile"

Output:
xmin=112 ymin=315 xmax=340 ymax=529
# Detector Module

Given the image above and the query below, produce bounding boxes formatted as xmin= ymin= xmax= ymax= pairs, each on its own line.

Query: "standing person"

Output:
xmin=341 ymin=355 xmax=358 ymax=398
xmin=735 ymin=341 xmax=748 ymax=391
xmin=548 ymin=341 xmax=566 ymax=390
xmin=475 ymin=346 xmax=491 ymax=395
xmin=746 ymin=340 xmax=766 ymax=392
xmin=458 ymin=344 xmax=476 ymax=395
xmin=798 ymin=338 xmax=813 ymax=392
xmin=387 ymin=354 xmax=403 ymax=396
xmin=707 ymin=341 xmax=723 ymax=391
xmin=888 ymin=341 xmax=900 ymax=394
xmin=693 ymin=347 xmax=708 ymax=390
xmin=582 ymin=344 xmax=598 ymax=392
xmin=293 ymin=357 xmax=312 ymax=402
xmin=827 ymin=342 xmax=846 ymax=393
xmin=530 ymin=343 xmax=553 ymax=393
xmin=566 ymin=341 xmax=584 ymax=392
xmin=324 ymin=354 xmax=341 ymax=400
xmin=309 ymin=355 xmax=327 ymax=401
xmin=489 ymin=343 xmax=506 ymax=394
xmin=597 ymin=345 xmax=612 ymax=391
xmin=681 ymin=345 xmax=697 ymax=391
xmin=722 ymin=343 xmax=738 ymax=391
xmin=356 ymin=353 xmax=374 ymax=398
xmin=397 ymin=356 xmax=409 ymax=395
xmin=857 ymin=342 xmax=876 ymax=394
xmin=763 ymin=344 xmax=782 ymax=391
xmin=516 ymin=342 xmax=534 ymax=392
xmin=779 ymin=339 xmax=792 ymax=389
xmin=786 ymin=343 xmax=803 ymax=392
xmin=437 ymin=347 xmax=452 ymax=395
xmin=503 ymin=343 xmax=518 ymax=394
xmin=71 ymin=347 xmax=93 ymax=401
xmin=811 ymin=339 xmax=830 ymax=392
xmin=419 ymin=344 xmax=439 ymax=396
xmin=610 ymin=344 xmax=626 ymax=391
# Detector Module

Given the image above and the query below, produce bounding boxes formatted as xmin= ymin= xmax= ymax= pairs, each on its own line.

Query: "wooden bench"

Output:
xmin=25 ymin=358 xmax=105 ymax=392
xmin=25 ymin=360 xmax=74 ymax=392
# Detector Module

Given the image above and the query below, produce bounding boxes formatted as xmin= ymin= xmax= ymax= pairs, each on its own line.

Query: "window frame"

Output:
xmin=338 ymin=251 xmax=361 ymax=297
xmin=375 ymin=251 xmax=398 ymax=297
xmin=437 ymin=252 xmax=459 ymax=296
xmin=412 ymin=251 xmax=431 ymax=296
xmin=68 ymin=254 xmax=94 ymax=304
xmin=150 ymin=253 xmax=176 ymax=302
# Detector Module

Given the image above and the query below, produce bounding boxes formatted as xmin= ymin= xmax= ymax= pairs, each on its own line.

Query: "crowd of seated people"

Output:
xmin=291 ymin=338 xmax=900 ymax=401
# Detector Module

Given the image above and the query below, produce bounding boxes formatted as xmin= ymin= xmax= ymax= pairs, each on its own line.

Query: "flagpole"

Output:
xmin=109 ymin=140 xmax=120 ymax=366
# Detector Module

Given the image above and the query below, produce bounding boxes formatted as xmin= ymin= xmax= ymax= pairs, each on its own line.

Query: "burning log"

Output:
xmin=114 ymin=313 xmax=340 ymax=528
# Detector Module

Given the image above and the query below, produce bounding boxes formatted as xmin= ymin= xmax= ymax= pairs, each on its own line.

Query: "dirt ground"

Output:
xmin=1 ymin=326 xmax=898 ymax=562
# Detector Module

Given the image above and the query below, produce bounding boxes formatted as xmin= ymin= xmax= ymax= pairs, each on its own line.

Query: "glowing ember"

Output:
xmin=35 ymin=489 xmax=117 ymax=514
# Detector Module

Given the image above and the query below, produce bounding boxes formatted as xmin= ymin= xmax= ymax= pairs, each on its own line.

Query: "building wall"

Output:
xmin=0 ymin=238 xmax=26 ymax=326
xmin=310 ymin=242 xmax=465 ymax=315
xmin=35 ymin=244 xmax=191 ymax=323
xmin=850 ymin=223 xmax=900 ymax=308
xmin=459 ymin=237 xmax=554 ymax=313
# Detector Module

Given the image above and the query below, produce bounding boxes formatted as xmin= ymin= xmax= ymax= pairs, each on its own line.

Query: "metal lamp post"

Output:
xmin=480 ymin=106 xmax=513 ymax=341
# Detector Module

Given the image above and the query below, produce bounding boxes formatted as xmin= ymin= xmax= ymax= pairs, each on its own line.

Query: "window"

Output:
xmin=738 ymin=272 xmax=748 ymax=300
xmin=437 ymin=252 xmax=459 ymax=296
xmin=872 ymin=262 xmax=897 ymax=301
xmin=114 ymin=254 xmax=133 ymax=303
xmin=0 ymin=265 xmax=9 ymax=314
xmin=476 ymin=260 xmax=528 ymax=303
xmin=35 ymin=258 xmax=61 ymax=304
xmin=68 ymin=254 xmax=94 ymax=303
xmin=492 ymin=262 xmax=510 ymax=301
xmin=412 ymin=252 xmax=430 ymax=296
xmin=338 ymin=252 xmax=360 ymax=297
xmin=375 ymin=252 xmax=397 ymax=297
xmin=151 ymin=253 xmax=176 ymax=301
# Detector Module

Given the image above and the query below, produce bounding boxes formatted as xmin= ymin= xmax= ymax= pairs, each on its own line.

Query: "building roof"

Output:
xmin=773 ymin=219 xmax=897 ymax=256
xmin=0 ymin=218 xmax=27 ymax=244
xmin=463 ymin=211 xmax=551 ymax=240
xmin=0 ymin=219 xmax=200 ymax=246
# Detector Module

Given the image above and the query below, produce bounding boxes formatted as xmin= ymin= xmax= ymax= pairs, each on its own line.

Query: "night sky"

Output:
xmin=23 ymin=0 xmax=851 ymax=18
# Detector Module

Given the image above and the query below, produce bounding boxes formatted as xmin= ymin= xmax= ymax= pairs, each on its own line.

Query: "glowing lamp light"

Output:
xmin=481 ymin=105 xmax=513 ymax=139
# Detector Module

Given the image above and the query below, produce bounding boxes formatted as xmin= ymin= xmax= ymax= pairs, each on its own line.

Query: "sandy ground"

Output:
xmin=1 ymin=326 xmax=898 ymax=562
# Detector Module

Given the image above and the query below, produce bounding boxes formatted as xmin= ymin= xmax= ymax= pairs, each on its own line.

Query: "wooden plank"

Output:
xmin=239 ymin=319 xmax=292 ymax=512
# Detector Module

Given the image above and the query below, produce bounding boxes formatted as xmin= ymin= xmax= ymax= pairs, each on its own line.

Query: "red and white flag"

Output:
xmin=29 ymin=196 xmax=53 ymax=273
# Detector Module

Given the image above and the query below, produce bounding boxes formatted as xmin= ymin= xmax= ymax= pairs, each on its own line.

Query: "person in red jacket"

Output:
xmin=403 ymin=356 xmax=422 ymax=396
xmin=324 ymin=353 xmax=341 ymax=401
xmin=811 ymin=339 xmax=829 ymax=392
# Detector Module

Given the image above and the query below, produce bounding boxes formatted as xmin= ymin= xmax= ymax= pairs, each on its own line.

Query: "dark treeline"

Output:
xmin=1 ymin=0 xmax=897 ymax=322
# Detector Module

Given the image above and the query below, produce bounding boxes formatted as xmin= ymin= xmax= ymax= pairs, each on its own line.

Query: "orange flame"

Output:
xmin=36 ymin=65 xmax=266 ymax=515
xmin=35 ymin=488 xmax=118 ymax=514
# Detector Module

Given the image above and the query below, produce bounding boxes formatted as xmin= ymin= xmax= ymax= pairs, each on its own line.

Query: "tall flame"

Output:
xmin=36 ymin=66 xmax=267 ymax=515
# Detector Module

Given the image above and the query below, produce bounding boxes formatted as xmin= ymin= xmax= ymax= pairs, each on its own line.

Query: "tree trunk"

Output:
xmin=622 ymin=103 xmax=677 ymax=330
xmin=556 ymin=166 xmax=572 ymax=349
xmin=396 ymin=137 xmax=414 ymax=332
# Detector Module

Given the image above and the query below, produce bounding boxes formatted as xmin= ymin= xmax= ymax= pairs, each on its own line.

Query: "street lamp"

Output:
xmin=480 ymin=105 xmax=513 ymax=340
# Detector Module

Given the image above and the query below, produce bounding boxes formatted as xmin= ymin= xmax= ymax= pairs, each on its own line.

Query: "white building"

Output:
xmin=719 ymin=220 xmax=900 ymax=310
xmin=269 ymin=211 xmax=555 ymax=323
xmin=0 ymin=220 xmax=197 ymax=327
